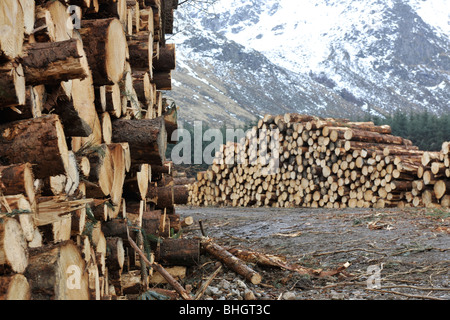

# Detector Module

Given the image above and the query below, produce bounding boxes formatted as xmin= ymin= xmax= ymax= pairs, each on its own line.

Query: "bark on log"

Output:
xmin=0 ymin=63 xmax=26 ymax=108
xmin=105 ymin=237 xmax=125 ymax=279
xmin=152 ymin=71 xmax=172 ymax=91
xmin=127 ymin=32 xmax=153 ymax=71
xmin=79 ymin=18 xmax=127 ymax=85
xmin=153 ymin=43 xmax=176 ymax=72
xmin=201 ymin=238 xmax=262 ymax=285
xmin=155 ymin=238 xmax=200 ymax=266
xmin=21 ymin=39 xmax=90 ymax=86
xmin=112 ymin=117 xmax=167 ymax=166
xmin=0 ymin=115 xmax=69 ymax=179
xmin=0 ymin=164 xmax=35 ymax=204
xmin=173 ymin=185 xmax=189 ymax=205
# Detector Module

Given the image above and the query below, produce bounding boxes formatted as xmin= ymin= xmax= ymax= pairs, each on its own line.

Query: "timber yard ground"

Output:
xmin=177 ymin=206 xmax=450 ymax=300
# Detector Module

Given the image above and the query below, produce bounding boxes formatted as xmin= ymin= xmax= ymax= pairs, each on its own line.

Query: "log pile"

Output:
xmin=413 ymin=143 xmax=450 ymax=208
xmin=0 ymin=0 xmax=196 ymax=300
xmin=188 ymin=113 xmax=450 ymax=210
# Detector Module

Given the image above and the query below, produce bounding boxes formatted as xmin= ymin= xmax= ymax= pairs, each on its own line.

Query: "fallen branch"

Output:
xmin=228 ymin=247 xmax=351 ymax=278
xmin=201 ymin=238 xmax=262 ymax=285
xmin=194 ymin=264 xmax=222 ymax=300
xmin=366 ymin=288 xmax=445 ymax=301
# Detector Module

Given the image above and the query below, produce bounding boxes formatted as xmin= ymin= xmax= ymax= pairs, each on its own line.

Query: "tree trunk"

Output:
xmin=201 ymin=238 xmax=262 ymax=285
xmin=0 ymin=115 xmax=69 ymax=179
xmin=152 ymin=71 xmax=172 ymax=90
xmin=0 ymin=63 xmax=26 ymax=108
xmin=127 ymin=32 xmax=153 ymax=71
xmin=173 ymin=185 xmax=189 ymax=205
xmin=79 ymin=18 xmax=127 ymax=85
xmin=112 ymin=117 xmax=167 ymax=166
xmin=21 ymin=39 xmax=90 ymax=86
xmin=153 ymin=43 xmax=176 ymax=72
xmin=0 ymin=164 xmax=35 ymax=204
xmin=105 ymin=237 xmax=125 ymax=280
xmin=156 ymin=238 xmax=200 ymax=266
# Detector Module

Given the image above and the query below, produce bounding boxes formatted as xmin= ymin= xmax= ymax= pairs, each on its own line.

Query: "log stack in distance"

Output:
xmin=189 ymin=113 xmax=450 ymax=210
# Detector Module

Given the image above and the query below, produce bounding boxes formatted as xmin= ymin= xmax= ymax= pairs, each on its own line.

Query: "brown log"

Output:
xmin=0 ymin=164 xmax=35 ymax=204
xmin=69 ymin=46 xmax=103 ymax=147
xmin=36 ymin=0 xmax=73 ymax=42
xmin=0 ymin=217 xmax=28 ymax=274
xmin=155 ymin=238 xmax=200 ymax=266
xmin=112 ymin=117 xmax=167 ymax=166
xmin=123 ymin=163 xmax=150 ymax=201
xmin=105 ymin=237 xmax=125 ymax=279
xmin=147 ymin=184 xmax=174 ymax=208
xmin=133 ymin=71 xmax=152 ymax=104
xmin=79 ymin=18 xmax=127 ymax=85
xmin=21 ymin=39 xmax=90 ymax=86
xmin=344 ymin=129 xmax=411 ymax=145
xmin=38 ymin=214 xmax=72 ymax=244
xmin=0 ymin=63 xmax=26 ymax=108
xmin=152 ymin=71 xmax=172 ymax=90
xmin=0 ymin=115 xmax=69 ymax=179
xmin=103 ymin=83 xmax=122 ymax=118
xmin=24 ymin=241 xmax=90 ymax=300
xmin=127 ymin=32 xmax=153 ymax=71
xmin=201 ymin=238 xmax=262 ymax=285
xmin=153 ymin=43 xmax=176 ymax=72
xmin=173 ymin=185 xmax=189 ymax=205
xmin=0 ymin=274 xmax=30 ymax=300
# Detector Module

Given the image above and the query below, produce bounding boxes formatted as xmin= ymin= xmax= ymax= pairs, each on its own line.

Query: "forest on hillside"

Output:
xmin=357 ymin=111 xmax=450 ymax=152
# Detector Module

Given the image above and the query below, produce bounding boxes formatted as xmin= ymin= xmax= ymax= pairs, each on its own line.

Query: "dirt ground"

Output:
xmin=176 ymin=205 xmax=450 ymax=300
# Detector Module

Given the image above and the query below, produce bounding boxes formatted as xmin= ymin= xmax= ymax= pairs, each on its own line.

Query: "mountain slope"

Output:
xmin=166 ymin=0 xmax=450 ymax=127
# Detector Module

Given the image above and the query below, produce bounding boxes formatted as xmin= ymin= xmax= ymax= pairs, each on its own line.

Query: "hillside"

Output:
xmin=166 ymin=0 xmax=450 ymax=127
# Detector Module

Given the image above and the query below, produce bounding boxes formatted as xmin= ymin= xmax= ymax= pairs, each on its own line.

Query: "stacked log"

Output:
xmin=0 ymin=0 xmax=195 ymax=300
xmin=189 ymin=113 xmax=450 ymax=210
xmin=414 ymin=142 xmax=450 ymax=208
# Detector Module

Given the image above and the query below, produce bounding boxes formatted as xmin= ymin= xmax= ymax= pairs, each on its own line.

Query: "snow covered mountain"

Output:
xmin=166 ymin=0 xmax=450 ymax=127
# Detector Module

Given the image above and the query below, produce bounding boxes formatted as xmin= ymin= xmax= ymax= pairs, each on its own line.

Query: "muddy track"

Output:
xmin=177 ymin=206 xmax=450 ymax=300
